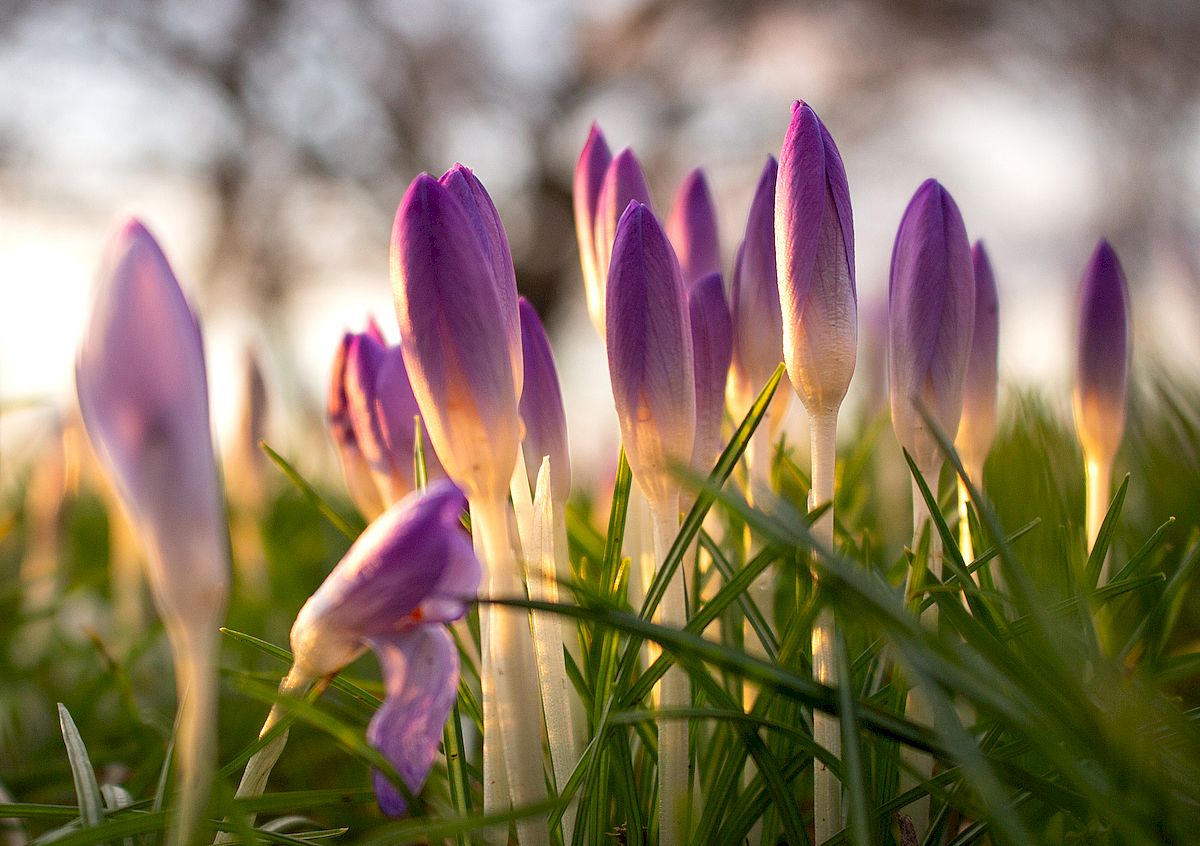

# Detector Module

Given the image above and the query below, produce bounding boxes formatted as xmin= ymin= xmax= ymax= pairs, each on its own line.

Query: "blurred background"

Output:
xmin=1 ymin=0 xmax=1199 ymax=485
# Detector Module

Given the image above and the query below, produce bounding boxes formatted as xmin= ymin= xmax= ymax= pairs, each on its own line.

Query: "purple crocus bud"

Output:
xmin=289 ymin=481 xmax=479 ymax=816
xmin=688 ymin=272 xmax=733 ymax=473
xmin=776 ymin=101 xmax=857 ymax=417
xmin=375 ymin=346 xmax=445 ymax=489
xmin=1073 ymin=239 xmax=1130 ymax=461
xmin=329 ymin=331 xmax=386 ymax=518
xmin=440 ymin=164 xmax=522 ymax=396
xmin=592 ymin=148 xmax=654 ymax=336
xmin=390 ymin=174 xmax=521 ymax=503
xmin=956 ymin=241 xmax=1000 ymax=472
xmin=728 ymin=156 xmax=789 ymax=425
xmin=606 ymin=201 xmax=695 ymax=510
xmin=888 ymin=179 xmax=975 ymax=471
xmin=518 ymin=298 xmax=571 ymax=504
xmin=667 ymin=168 xmax=721 ymax=287
xmin=574 ymin=124 xmax=613 ymax=337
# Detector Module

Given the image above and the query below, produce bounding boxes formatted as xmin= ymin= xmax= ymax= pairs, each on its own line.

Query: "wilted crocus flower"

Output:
xmin=76 ymin=218 xmax=229 ymax=846
xmin=1073 ymin=239 xmax=1130 ymax=558
xmin=390 ymin=173 xmax=521 ymax=504
xmin=667 ymin=168 xmax=721 ymax=287
xmin=329 ymin=329 xmax=387 ymax=518
xmin=888 ymin=179 xmax=975 ymax=478
xmin=518 ymin=298 xmax=571 ymax=504
xmin=592 ymin=149 xmax=654 ymax=338
xmin=574 ymin=124 xmax=613 ymax=339
xmin=688 ymin=272 xmax=733 ymax=474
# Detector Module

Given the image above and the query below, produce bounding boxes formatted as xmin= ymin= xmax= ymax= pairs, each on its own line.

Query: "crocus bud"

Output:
xmin=592 ymin=148 xmax=654 ymax=336
xmin=518 ymin=298 xmax=571 ymax=504
xmin=956 ymin=241 xmax=1000 ymax=473
xmin=776 ymin=101 xmax=857 ymax=417
xmin=375 ymin=346 xmax=445 ymax=488
xmin=440 ymin=164 xmax=522 ymax=396
xmin=390 ymin=174 xmax=521 ymax=503
xmin=289 ymin=481 xmax=479 ymax=815
xmin=728 ymin=156 xmax=789 ymax=427
xmin=606 ymin=201 xmax=696 ymax=511
xmin=688 ymin=271 xmax=733 ymax=473
xmin=329 ymin=331 xmax=386 ymax=518
xmin=667 ymin=168 xmax=721 ymax=287
xmin=1073 ymin=239 xmax=1130 ymax=462
xmin=574 ymin=124 xmax=613 ymax=338
xmin=888 ymin=179 xmax=975 ymax=472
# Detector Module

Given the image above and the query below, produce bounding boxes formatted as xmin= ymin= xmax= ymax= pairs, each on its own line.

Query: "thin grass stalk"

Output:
xmin=956 ymin=476 xmax=975 ymax=567
xmin=809 ymin=408 xmax=841 ymax=844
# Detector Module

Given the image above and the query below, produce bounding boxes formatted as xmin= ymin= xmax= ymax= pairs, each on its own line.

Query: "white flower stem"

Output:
xmin=957 ymin=476 xmax=975 ymax=568
xmin=473 ymin=495 xmax=550 ymax=846
xmin=650 ymin=495 xmax=690 ymax=846
xmin=167 ymin=624 xmax=219 ymax=846
xmin=1085 ymin=453 xmax=1114 ymax=581
xmin=809 ymin=409 xmax=841 ymax=845
xmin=743 ymin=426 xmax=774 ymax=687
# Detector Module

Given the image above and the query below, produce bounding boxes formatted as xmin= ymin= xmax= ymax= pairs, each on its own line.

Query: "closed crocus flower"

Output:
xmin=667 ymin=168 xmax=721 ymax=287
xmin=440 ymin=163 xmax=522 ymax=396
xmin=390 ymin=173 xmax=521 ymax=504
xmin=606 ymin=200 xmax=696 ymax=512
xmin=518 ymin=298 xmax=571 ymax=504
xmin=956 ymin=241 xmax=1000 ymax=474
xmin=329 ymin=330 xmax=387 ymax=518
xmin=290 ymin=481 xmax=480 ymax=815
xmin=1073 ymin=239 xmax=1129 ymax=463
xmin=592 ymin=148 xmax=654 ymax=336
xmin=888 ymin=179 xmax=975 ymax=473
xmin=76 ymin=217 xmax=228 ymax=846
xmin=574 ymin=124 xmax=613 ymax=338
xmin=375 ymin=345 xmax=445 ymax=487
xmin=688 ymin=271 xmax=733 ymax=474
xmin=776 ymin=101 xmax=857 ymax=418
xmin=729 ymin=156 xmax=789 ymax=427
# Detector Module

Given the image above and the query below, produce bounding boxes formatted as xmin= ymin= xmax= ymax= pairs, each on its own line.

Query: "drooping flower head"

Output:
xmin=688 ymin=271 xmax=733 ymax=473
xmin=591 ymin=148 xmax=654 ymax=338
xmin=390 ymin=174 xmax=521 ymax=503
xmin=574 ymin=124 xmax=613 ymax=337
xmin=518 ymin=298 xmax=571 ymax=504
xmin=1073 ymin=239 xmax=1130 ymax=462
xmin=606 ymin=201 xmax=696 ymax=511
xmin=888 ymin=179 xmax=975 ymax=472
xmin=956 ymin=241 xmax=1000 ymax=473
xmin=290 ymin=481 xmax=479 ymax=815
xmin=776 ymin=101 xmax=857 ymax=417
xmin=667 ymin=168 xmax=721 ymax=287
xmin=729 ymin=156 xmax=789 ymax=428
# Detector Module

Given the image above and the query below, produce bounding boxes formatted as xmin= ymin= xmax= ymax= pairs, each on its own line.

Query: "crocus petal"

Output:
xmin=1073 ymin=239 xmax=1130 ymax=460
xmin=328 ymin=331 xmax=386 ymax=518
xmin=366 ymin=626 xmax=459 ymax=816
xmin=956 ymin=241 xmax=1000 ymax=469
xmin=606 ymin=201 xmax=696 ymax=509
xmin=688 ymin=272 xmax=733 ymax=473
xmin=667 ymin=168 xmax=721 ymax=287
xmin=888 ymin=179 xmax=975 ymax=469
xmin=776 ymin=101 xmax=857 ymax=416
xmin=518 ymin=298 xmax=571 ymax=503
xmin=290 ymin=480 xmax=478 ymax=679
xmin=440 ymin=164 xmax=523 ymax=396
xmin=592 ymin=148 xmax=653 ymax=336
xmin=390 ymin=174 xmax=521 ymax=503
xmin=574 ymin=124 xmax=613 ymax=337
xmin=375 ymin=345 xmax=444 ymax=494
xmin=729 ymin=156 xmax=789 ymax=423
xmin=76 ymin=218 xmax=229 ymax=628
xmin=344 ymin=332 xmax=390 ymax=478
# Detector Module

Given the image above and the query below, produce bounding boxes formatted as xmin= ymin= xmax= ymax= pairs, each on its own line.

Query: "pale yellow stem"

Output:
xmin=1086 ymin=454 xmax=1114 ymax=581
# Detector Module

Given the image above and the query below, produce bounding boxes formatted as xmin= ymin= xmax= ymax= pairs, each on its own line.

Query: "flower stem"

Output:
xmin=167 ymin=624 xmax=219 ymax=846
xmin=1085 ymin=454 xmax=1114 ymax=580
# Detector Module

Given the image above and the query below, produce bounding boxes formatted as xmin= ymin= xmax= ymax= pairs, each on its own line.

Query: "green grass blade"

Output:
xmin=259 ymin=440 xmax=362 ymax=540
xmin=57 ymin=703 xmax=104 ymax=828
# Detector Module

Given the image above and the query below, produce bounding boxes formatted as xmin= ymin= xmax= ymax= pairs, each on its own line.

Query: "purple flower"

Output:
xmin=957 ymin=241 xmax=1000 ymax=471
xmin=1073 ymin=239 xmax=1130 ymax=459
xmin=289 ymin=481 xmax=479 ymax=815
xmin=888 ymin=179 xmax=975 ymax=470
xmin=606 ymin=201 xmax=695 ymax=509
xmin=439 ymin=164 xmax=523 ymax=396
xmin=592 ymin=148 xmax=654 ymax=336
xmin=518 ymin=298 xmax=571 ymax=503
xmin=776 ymin=101 xmax=857 ymax=416
xmin=729 ymin=156 xmax=788 ymax=423
xmin=390 ymin=174 xmax=521 ymax=503
xmin=574 ymin=124 xmax=613 ymax=337
xmin=328 ymin=329 xmax=386 ymax=518
xmin=688 ymin=272 xmax=733 ymax=473
xmin=667 ymin=168 xmax=721 ymax=287
xmin=76 ymin=217 xmax=229 ymax=627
